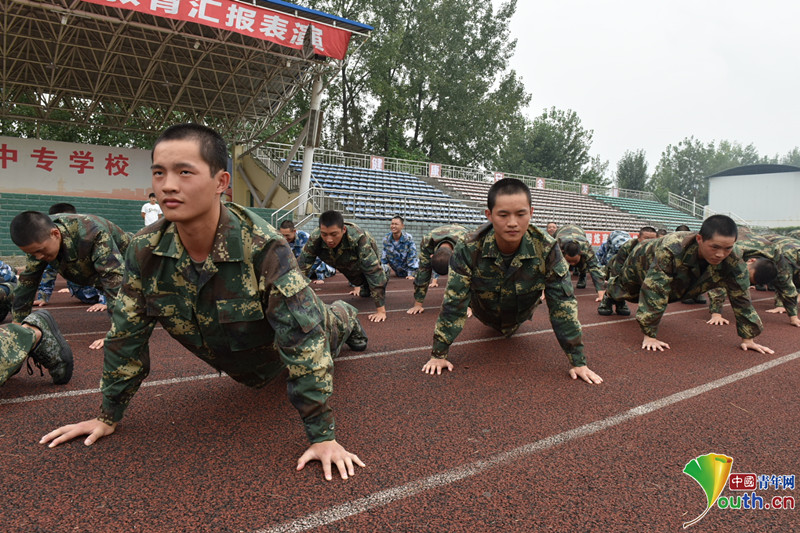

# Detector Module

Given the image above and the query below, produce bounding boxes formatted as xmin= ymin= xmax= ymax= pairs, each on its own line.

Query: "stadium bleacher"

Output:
xmin=590 ymin=195 xmax=702 ymax=231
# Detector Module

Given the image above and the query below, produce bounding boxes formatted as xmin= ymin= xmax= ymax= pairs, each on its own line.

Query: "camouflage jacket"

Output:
xmin=36 ymin=264 xmax=105 ymax=304
xmin=554 ymin=224 xmax=606 ymax=291
xmin=286 ymin=230 xmax=335 ymax=280
xmin=707 ymin=232 xmax=798 ymax=316
xmin=607 ymin=232 xmax=762 ymax=339
xmin=431 ymin=223 xmax=586 ymax=366
xmin=762 ymin=233 xmax=800 ymax=287
xmin=101 ymin=203 xmax=339 ymax=443
xmin=605 ymin=237 xmax=643 ymax=280
xmin=13 ymin=214 xmax=130 ymax=322
xmin=0 ymin=260 xmax=18 ymax=294
xmin=382 ymin=231 xmax=419 ymax=273
xmin=298 ymin=222 xmax=387 ymax=307
xmin=413 ymin=224 xmax=468 ymax=303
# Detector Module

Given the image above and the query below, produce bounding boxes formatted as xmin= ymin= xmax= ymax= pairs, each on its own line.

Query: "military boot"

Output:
xmin=615 ymin=300 xmax=631 ymax=316
xmin=576 ymin=273 xmax=587 ymax=289
xmin=597 ymin=295 xmax=613 ymax=316
xmin=359 ymin=284 xmax=370 ymax=298
xmin=23 ymin=310 xmax=73 ymax=385
xmin=345 ymin=317 xmax=368 ymax=352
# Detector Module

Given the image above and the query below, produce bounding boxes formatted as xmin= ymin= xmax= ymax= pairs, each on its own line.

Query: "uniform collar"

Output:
xmin=153 ymin=204 xmax=245 ymax=263
xmin=481 ymin=226 xmax=537 ymax=260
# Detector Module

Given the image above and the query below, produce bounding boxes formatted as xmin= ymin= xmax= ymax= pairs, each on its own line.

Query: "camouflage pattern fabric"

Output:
xmin=413 ymin=224 xmax=468 ymax=304
xmin=787 ymin=229 xmax=800 ymax=241
xmin=606 ymin=232 xmax=762 ymax=339
xmin=382 ymin=231 xmax=419 ymax=277
xmin=0 ymin=324 xmax=36 ymax=385
xmin=707 ymin=231 xmax=798 ymax=316
xmin=554 ymin=224 xmax=606 ymax=291
xmin=36 ymin=264 xmax=105 ymax=305
xmin=605 ymin=237 xmax=644 ymax=280
xmin=100 ymin=203 xmax=360 ymax=443
xmin=13 ymin=213 xmax=131 ymax=322
xmin=762 ymin=233 xmax=800 ymax=288
xmin=0 ymin=260 xmax=18 ymax=322
xmin=284 ymin=230 xmax=336 ymax=280
xmin=596 ymin=230 xmax=632 ymax=266
xmin=431 ymin=223 xmax=586 ymax=367
xmin=297 ymin=222 xmax=388 ymax=307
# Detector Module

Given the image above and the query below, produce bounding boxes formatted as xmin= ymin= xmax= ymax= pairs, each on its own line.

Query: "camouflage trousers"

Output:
xmin=382 ymin=263 xmax=413 ymax=278
xmin=0 ymin=285 xmax=13 ymax=323
xmin=0 ymin=324 xmax=37 ymax=385
xmin=471 ymin=292 xmax=545 ymax=338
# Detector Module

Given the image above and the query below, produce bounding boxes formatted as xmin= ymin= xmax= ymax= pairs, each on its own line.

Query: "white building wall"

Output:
xmin=708 ymin=171 xmax=800 ymax=227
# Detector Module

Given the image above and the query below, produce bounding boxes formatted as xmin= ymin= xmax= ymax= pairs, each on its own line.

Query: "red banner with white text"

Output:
xmin=81 ymin=0 xmax=352 ymax=59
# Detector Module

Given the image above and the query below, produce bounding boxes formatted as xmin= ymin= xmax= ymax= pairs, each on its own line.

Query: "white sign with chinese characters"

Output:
xmin=0 ymin=136 xmax=152 ymax=200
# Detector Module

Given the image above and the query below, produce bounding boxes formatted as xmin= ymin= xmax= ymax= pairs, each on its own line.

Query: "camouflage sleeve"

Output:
xmin=36 ymin=266 xmax=58 ymax=302
xmin=707 ymin=287 xmax=726 ymax=314
xmin=543 ymin=245 xmax=586 ymax=366
xmin=296 ymin=238 xmax=317 ymax=278
xmin=583 ymin=242 xmax=606 ymax=291
xmin=358 ymin=234 xmax=388 ymax=308
xmin=413 ymin=243 xmax=434 ymax=303
xmin=269 ymin=268 xmax=336 ymax=443
xmin=636 ymin=249 xmax=674 ymax=338
xmin=380 ymin=235 xmax=389 ymax=265
xmin=90 ymin=230 xmax=126 ymax=306
xmin=725 ymin=263 xmax=764 ymax=339
xmin=772 ymin=255 xmax=799 ymax=316
xmin=431 ymin=242 xmax=472 ymax=357
xmin=100 ymin=242 xmax=158 ymax=423
xmin=406 ymin=239 xmax=419 ymax=271
xmin=11 ymin=258 xmax=47 ymax=322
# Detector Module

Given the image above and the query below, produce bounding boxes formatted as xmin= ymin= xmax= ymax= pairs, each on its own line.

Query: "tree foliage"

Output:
xmin=615 ymin=149 xmax=648 ymax=190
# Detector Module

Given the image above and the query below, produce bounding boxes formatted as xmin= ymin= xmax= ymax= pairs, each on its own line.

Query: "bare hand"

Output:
xmin=87 ymin=303 xmax=107 ymax=313
xmin=296 ymin=440 xmax=365 ymax=481
xmin=405 ymin=275 xmax=415 ymax=280
xmin=40 ymin=418 xmax=116 ymax=448
xmin=740 ymin=339 xmax=774 ymax=354
xmin=466 ymin=307 xmax=473 ymax=318
xmin=312 ymin=279 xmax=325 ymax=285
xmin=89 ymin=337 xmax=105 ymax=350
xmin=428 ymin=279 xmax=439 ymax=288
xmin=642 ymin=336 xmax=670 ymax=351
xmin=407 ymin=303 xmax=425 ymax=315
xmin=706 ymin=313 xmax=729 ymax=326
xmin=422 ymin=357 xmax=453 ymax=375
xmin=347 ymin=287 xmax=360 ymax=296
xmin=33 ymin=299 xmax=47 ymax=307
xmin=595 ymin=290 xmax=605 ymax=302
xmin=569 ymin=365 xmax=604 ymax=384
xmin=368 ymin=308 xmax=387 ymax=322
xmin=766 ymin=307 xmax=786 ymax=314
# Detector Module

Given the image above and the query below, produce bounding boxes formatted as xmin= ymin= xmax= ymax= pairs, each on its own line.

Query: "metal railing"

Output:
xmin=270 ymin=186 xmax=332 ymax=228
xmin=667 ymin=192 xmax=705 ymax=218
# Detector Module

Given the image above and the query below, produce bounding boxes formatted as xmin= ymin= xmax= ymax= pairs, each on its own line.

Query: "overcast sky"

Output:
xmin=494 ymin=0 xmax=800 ymax=173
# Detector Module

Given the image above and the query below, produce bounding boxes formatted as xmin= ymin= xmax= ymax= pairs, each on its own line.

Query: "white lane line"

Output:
xmin=256 ymin=349 xmax=800 ymax=533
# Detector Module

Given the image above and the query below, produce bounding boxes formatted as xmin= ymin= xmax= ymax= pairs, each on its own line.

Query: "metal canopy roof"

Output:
xmin=1 ymin=0 xmax=370 ymax=142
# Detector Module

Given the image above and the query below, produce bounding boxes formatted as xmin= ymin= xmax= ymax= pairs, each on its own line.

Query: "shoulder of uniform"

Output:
xmin=465 ymin=222 xmax=492 ymax=244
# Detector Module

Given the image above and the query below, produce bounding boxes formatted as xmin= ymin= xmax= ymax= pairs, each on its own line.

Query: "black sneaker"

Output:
xmin=23 ymin=310 xmax=73 ymax=385
xmin=576 ymin=274 xmax=587 ymax=289
xmin=345 ymin=318 xmax=368 ymax=352
xmin=615 ymin=300 xmax=631 ymax=316
xmin=598 ymin=296 xmax=613 ymax=316
xmin=358 ymin=284 xmax=370 ymax=298
xmin=755 ymin=284 xmax=768 ymax=291
xmin=681 ymin=298 xmax=696 ymax=304
xmin=693 ymin=296 xmax=706 ymax=304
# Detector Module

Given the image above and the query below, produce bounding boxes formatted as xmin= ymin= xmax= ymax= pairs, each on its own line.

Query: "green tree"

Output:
xmin=615 ymin=149 xmax=648 ymax=190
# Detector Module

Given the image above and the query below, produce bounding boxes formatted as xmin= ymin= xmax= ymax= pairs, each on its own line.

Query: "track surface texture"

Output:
xmin=2 ymin=275 xmax=798 ymax=532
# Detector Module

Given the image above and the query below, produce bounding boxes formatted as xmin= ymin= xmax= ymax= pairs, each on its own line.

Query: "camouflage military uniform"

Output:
xmin=36 ymin=265 xmax=105 ymax=305
xmin=762 ymin=233 xmax=800 ymax=288
xmin=431 ymin=223 xmax=586 ymax=367
xmin=554 ymin=224 xmax=606 ymax=291
xmin=413 ymin=224 xmax=468 ymax=304
xmin=0 ymin=260 xmax=18 ymax=323
xmin=707 ymin=232 xmax=798 ymax=316
xmin=12 ymin=213 xmax=131 ymax=322
xmin=382 ymin=231 xmax=419 ymax=278
xmin=606 ymin=232 xmax=762 ymax=339
xmin=297 ymin=222 xmax=388 ymax=308
xmin=99 ymin=203 xmax=362 ymax=443
xmin=787 ymin=229 xmax=800 ymax=241
xmin=605 ymin=237 xmax=645 ymax=280
xmin=285 ymin=229 xmax=336 ymax=281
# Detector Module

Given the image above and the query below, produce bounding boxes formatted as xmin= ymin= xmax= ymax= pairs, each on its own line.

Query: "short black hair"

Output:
xmin=699 ymin=214 xmax=737 ymax=241
xmin=49 ymin=203 xmax=76 ymax=215
xmin=148 ymin=192 xmax=157 ymax=199
xmin=562 ymin=241 xmax=581 ymax=257
xmin=431 ymin=246 xmax=454 ymax=276
xmin=153 ymin=123 xmax=228 ymax=177
xmin=10 ymin=211 xmax=56 ymax=247
xmin=392 ymin=215 xmax=405 ymax=223
xmin=675 ymin=224 xmax=690 ymax=231
xmin=638 ymin=226 xmax=657 ymax=235
xmin=752 ymin=258 xmax=778 ymax=286
xmin=487 ymin=178 xmax=531 ymax=211
xmin=657 ymin=229 xmax=668 ymax=236
xmin=319 ymin=210 xmax=345 ymax=229
xmin=279 ymin=220 xmax=296 ymax=230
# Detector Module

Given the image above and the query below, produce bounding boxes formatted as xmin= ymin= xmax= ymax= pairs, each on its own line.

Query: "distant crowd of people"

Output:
xmin=2 ymin=123 xmax=798 ymax=483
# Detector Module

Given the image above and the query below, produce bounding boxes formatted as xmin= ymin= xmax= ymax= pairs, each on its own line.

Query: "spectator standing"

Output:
xmin=141 ymin=193 xmax=163 ymax=226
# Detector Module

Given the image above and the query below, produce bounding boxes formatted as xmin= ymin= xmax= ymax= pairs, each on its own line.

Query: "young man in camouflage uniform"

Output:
xmin=297 ymin=210 xmax=389 ymax=323
xmin=422 ymin=178 xmax=603 ymax=385
xmin=555 ymin=223 xmax=606 ymax=301
xmin=601 ymin=215 xmax=774 ymax=353
xmin=598 ymin=226 xmax=658 ymax=316
xmin=760 ymin=232 xmax=800 ymax=315
xmin=278 ymin=219 xmax=336 ymax=284
xmin=406 ymin=223 xmax=468 ymax=315
xmin=0 ymin=309 xmax=73 ymax=386
xmin=41 ymin=124 xmax=367 ymax=482
xmin=705 ymin=230 xmax=795 ymax=328
xmin=381 ymin=215 xmax=418 ymax=279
